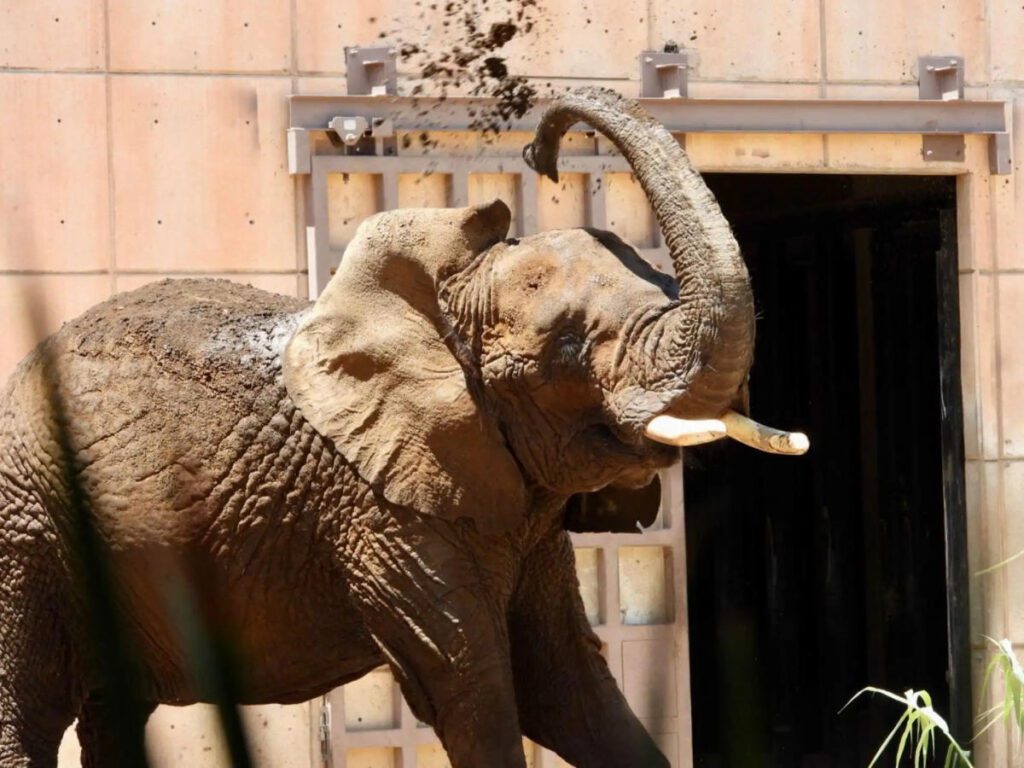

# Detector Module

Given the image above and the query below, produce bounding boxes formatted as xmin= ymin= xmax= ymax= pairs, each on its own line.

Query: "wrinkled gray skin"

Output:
xmin=0 ymin=88 xmax=753 ymax=767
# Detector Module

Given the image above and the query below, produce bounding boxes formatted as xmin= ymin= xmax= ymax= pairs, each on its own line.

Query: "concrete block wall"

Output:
xmin=1 ymin=0 xmax=1022 ymax=765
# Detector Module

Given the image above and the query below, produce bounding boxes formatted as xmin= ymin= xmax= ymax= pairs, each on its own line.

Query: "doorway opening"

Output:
xmin=684 ymin=173 xmax=966 ymax=768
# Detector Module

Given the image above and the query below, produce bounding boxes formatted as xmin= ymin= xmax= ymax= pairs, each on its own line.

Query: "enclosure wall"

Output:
xmin=1 ymin=0 xmax=1022 ymax=765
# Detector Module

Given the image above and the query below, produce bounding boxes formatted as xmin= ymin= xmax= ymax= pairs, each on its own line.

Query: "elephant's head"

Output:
xmin=283 ymin=87 xmax=807 ymax=534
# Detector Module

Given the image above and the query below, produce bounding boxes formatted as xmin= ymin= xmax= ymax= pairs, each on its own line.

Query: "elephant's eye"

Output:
xmin=554 ymin=333 xmax=586 ymax=367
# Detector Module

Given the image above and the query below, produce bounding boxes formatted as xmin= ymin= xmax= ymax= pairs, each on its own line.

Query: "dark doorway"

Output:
xmin=684 ymin=174 xmax=967 ymax=767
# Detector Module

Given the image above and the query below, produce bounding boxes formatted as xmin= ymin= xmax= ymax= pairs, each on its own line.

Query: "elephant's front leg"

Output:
xmin=510 ymin=530 xmax=669 ymax=768
xmin=344 ymin=509 xmax=527 ymax=768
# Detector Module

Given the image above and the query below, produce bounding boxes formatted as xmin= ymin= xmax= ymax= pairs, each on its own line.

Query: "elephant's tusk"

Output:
xmin=643 ymin=415 xmax=727 ymax=446
xmin=721 ymin=410 xmax=810 ymax=455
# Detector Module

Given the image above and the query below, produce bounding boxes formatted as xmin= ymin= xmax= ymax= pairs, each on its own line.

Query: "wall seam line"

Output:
xmin=289 ymin=0 xmax=306 ymax=299
xmin=103 ymin=0 xmax=116 ymax=296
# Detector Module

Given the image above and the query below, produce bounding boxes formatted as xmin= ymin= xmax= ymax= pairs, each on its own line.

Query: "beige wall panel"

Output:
xmin=971 ymin=646 xmax=1010 ymax=767
xmin=998 ymin=275 xmax=1024 ymax=458
xmin=990 ymin=0 xmax=1024 ymax=81
xmin=344 ymin=667 xmax=396 ymax=731
xmin=686 ymin=133 xmax=825 ymax=171
xmin=299 ymin=0 xmax=643 ymax=79
xmin=497 ymin=0 xmax=647 ymax=80
xmin=115 ymin=272 xmax=301 ymax=297
xmin=110 ymin=703 xmax=313 ymax=767
xmin=959 ymin=274 xmax=1001 ymax=460
xmin=417 ymin=743 xmax=452 ymax=767
xmin=823 ymin=0 xmax=987 ymax=83
xmin=110 ymin=76 xmax=296 ymax=272
xmin=0 ymin=275 xmax=111 ymax=382
xmin=605 ymin=172 xmax=655 ymax=248
xmin=241 ymin=704 xmax=315 ymax=768
xmin=618 ymin=546 xmax=671 ymax=625
xmin=991 ymin=172 xmax=1020 ymax=271
xmin=108 ymin=0 xmax=291 ymax=72
xmin=347 ymin=747 xmax=396 ymax=768
xmin=56 ymin=726 xmax=81 ymax=766
xmin=977 ymin=460 xmax=1008 ymax=642
xmin=295 ymin=0 xmax=391 ymax=74
xmin=991 ymin=91 xmax=1024 ymax=269
xmin=574 ymin=547 xmax=602 ymax=626
xmin=414 ymin=741 xmax=538 ymax=767
xmin=0 ymin=74 xmax=110 ymax=272
xmin=0 ymin=0 xmax=105 ymax=70
xmin=537 ymin=173 xmax=587 ymax=232
xmin=468 ymin=173 xmax=520 ymax=235
xmin=622 ymin=639 xmax=676 ymax=716
xmin=399 ymin=173 xmax=451 ymax=208
xmin=294 ymin=75 xmax=349 ymax=95
xmin=956 ymin=138 xmax=996 ymax=273
xmin=1014 ymin=95 xmax=1024 ymax=272
xmin=327 ymin=173 xmax=381 ymax=249
xmin=1000 ymin=462 xmax=1024 ymax=640
xmin=651 ymin=0 xmax=820 ymax=81
xmin=825 ymin=133 xmax=961 ymax=174
xmin=477 ymin=131 xmax=546 ymax=158
xmin=66 ymin=704 xmax=315 ymax=768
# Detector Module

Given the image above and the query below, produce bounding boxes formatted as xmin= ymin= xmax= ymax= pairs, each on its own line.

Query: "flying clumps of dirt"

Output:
xmin=379 ymin=0 xmax=547 ymax=138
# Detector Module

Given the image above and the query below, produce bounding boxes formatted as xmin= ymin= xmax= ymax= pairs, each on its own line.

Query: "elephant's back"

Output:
xmin=1 ymin=279 xmax=320 ymax=533
xmin=53 ymin=278 xmax=310 ymax=388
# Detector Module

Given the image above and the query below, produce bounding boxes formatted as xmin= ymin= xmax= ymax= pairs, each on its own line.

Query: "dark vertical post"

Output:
xmin=935 ymin=207 xmax=972 ymax=748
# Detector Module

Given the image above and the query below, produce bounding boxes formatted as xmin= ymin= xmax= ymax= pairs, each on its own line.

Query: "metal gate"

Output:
xmin=293 ymin=50 xmax=693 ymax=768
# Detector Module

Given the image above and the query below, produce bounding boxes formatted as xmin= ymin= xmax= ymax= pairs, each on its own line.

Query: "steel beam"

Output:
xmin=289 ymin=94 xmax=1008 ymax=137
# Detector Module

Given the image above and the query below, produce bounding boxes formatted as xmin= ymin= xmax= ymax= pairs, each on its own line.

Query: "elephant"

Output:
xmin=0 ymin=87 xmax=807 ymax=767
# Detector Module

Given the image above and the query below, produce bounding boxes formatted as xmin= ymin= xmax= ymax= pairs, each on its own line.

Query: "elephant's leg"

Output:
xmin=510 ymin=531 xmax=669 ymax=768
xmin=0 ymin=558 xmax=75 ymax=766
xmin=345 ymin=512 xmax=526 ymax=768
xmin=76 ymin=694 xmax=155 ymax=768
xmin=0 ymin=687 xmax=70 ymax=768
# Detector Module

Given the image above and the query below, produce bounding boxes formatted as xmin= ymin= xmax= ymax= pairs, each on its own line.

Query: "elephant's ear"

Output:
xmin=283 ymin=201 xmax=527 ymax=533
xmin=564 ymin=476 xmax=662 ymax=533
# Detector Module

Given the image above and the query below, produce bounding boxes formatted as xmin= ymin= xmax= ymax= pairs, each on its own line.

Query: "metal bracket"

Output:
xmin=287 ymin=127 xmax=311 ymax=175
xmin=318 ymin=699 xmax=333 ymax=767
xmin=327 ymin=115 xmax=395 ymax=147
xmin=919 ymin=55 xmax=965 ymax=162
xmin=345 ymin=45 xmax=398 ymax=96
xmin=919 ymin=56 xmax=965 ymax=101
xmin=640 ymin=51 xmax=689 ymax=98
xmin=989 ymin=132 xmax=1013 ymax=175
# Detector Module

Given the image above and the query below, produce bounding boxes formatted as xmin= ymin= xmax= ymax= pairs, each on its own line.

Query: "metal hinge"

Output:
xmin=318 ymin=699 xmax=333 ymax=768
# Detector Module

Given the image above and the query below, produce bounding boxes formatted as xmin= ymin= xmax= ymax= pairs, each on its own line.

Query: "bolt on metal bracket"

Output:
xmin=345 ymin=45 xmax=398 ymax=97
xmin=919 ymin=55 xmax=966 ymax=163
xmin=640 ymin=51 xmax=689 ymax=98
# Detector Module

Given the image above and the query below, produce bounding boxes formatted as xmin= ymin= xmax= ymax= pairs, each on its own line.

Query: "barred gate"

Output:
xmin=290 ymin=57 xmax=693 ymax=768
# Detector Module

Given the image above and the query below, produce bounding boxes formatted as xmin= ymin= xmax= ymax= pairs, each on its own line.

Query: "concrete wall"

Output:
xmin=1 ymin=0 xmax=1022 ymax=765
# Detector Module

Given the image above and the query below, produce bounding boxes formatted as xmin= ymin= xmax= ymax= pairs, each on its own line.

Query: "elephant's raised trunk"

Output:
xmin=524 ymin=87 xmax=807 ymax=455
